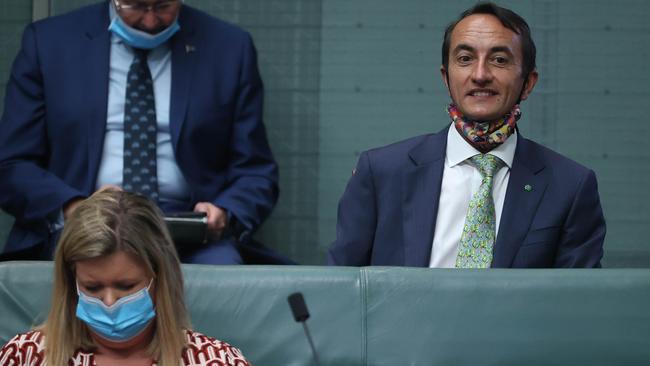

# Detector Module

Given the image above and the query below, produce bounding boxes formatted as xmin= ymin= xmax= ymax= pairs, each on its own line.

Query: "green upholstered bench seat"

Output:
xmin=1 ymin=262 xmax=649 ymax=365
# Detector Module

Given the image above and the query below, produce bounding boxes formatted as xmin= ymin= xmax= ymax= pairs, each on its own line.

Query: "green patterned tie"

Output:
xmin=455 ymin=154 xmax=502 ymax=268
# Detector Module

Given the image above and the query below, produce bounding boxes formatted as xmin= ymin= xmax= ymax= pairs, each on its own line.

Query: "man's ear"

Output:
xmin=519 ymin=69 xmax=539 ymax=101
xmin=440 ymin=65 xmax=451 ymax=96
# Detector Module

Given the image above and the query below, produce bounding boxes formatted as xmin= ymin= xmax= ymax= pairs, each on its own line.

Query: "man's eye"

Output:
xmin=457 ymin=55 xmax=472 ymax=63
xmin=156 ymin=2 xmax=174 ymax=10
xmin=130 ymin=3 xmax=147 ymax=10
xmin=494 ymin=56 xmax=509 ymax=64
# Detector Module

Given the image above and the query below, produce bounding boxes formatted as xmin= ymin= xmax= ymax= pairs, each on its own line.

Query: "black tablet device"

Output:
xmin=164 ymin=212 xmax=208 ymax=246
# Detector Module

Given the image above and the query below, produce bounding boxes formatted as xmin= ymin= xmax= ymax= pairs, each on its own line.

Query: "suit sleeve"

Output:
xmin=212 ymin=33 xmax=279 ymax=233
xmin=0 ymin=24 xmax=84 ymax=223
xmin=328 ymin=152 xmax=377 ymax=266
xmin=554 ymin=169 xmax=606 ymax=267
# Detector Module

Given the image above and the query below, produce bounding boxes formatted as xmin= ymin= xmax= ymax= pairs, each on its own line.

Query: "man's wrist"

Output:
xmin=223 ymin=211 xmax=250 ymax=244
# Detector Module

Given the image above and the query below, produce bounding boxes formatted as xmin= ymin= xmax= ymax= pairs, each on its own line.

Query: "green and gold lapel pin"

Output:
xmin=524 ymin=184 xmax=533 ymax=192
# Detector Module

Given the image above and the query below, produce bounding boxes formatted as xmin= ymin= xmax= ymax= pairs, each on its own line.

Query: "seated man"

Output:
xmin=0 ymin=0 xmax=279 ymax=264
xmin=329 ymin=2 xmax=605 ymax=268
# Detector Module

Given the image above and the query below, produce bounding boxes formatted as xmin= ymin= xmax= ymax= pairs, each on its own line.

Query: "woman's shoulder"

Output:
xmin=183 ymin=329 xmax=251 ymax=365
xmin=0 ymin=330 xmax=46 ymax=365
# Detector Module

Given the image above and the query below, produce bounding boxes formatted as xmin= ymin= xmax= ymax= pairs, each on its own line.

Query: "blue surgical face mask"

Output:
xmin=109 ymin=14 xmax=180 ymax=50
xmin=76 ymin=279 xmax=156 ymax=342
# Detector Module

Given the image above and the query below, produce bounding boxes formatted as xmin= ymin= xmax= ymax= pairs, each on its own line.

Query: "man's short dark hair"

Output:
xmin=441 ymin=2 xmax=537 ymax=79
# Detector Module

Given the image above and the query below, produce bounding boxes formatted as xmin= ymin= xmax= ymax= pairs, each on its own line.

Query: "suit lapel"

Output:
xmin=402 ymin=130 xmax=447 ymax=266
xmin=492 ymin=136 xmax=548 ymax=267
xmin=83 ymin=6 xmax=111 ymax=192
xmin=169 ymin=8 xmax=197 ymax=151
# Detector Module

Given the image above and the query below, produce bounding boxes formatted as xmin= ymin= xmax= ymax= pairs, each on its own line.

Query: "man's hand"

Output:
xmin=193 ymin=202 xmax=228 ymax=241
xmin=63 ymin=185 xmax=122 ymax=220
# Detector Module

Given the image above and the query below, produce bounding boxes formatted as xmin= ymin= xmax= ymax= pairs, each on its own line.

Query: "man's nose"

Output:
xmin=471 ymin=59 xmax=493 ymax=84
xmin=138 ymin=12 xmax=161 ymax=33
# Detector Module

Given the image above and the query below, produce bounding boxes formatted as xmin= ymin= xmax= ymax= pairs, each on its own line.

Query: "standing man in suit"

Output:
xmin=329 ymin=2 xmax=606 ymax=268
xmin=0 ymin=0 xmax=280 ymax=264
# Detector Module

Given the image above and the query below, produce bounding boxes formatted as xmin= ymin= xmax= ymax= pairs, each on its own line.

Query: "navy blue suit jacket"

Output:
xmin=329 ymin=128 xmax=606 ymax=267
xmin=0 ymin=3 xmax=278 ymax=254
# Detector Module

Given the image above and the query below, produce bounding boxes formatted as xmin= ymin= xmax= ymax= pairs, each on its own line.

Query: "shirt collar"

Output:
xmin=446 ymin=123 xmax=517 ymax=169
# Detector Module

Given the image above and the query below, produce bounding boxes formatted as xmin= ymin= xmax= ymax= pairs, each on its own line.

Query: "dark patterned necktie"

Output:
xmin=123 ymin=49 xmax=158 ymax=201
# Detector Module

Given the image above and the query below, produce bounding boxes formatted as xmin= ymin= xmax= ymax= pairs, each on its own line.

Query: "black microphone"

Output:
xmin=288 ymin=292 xmax=322 ymax=366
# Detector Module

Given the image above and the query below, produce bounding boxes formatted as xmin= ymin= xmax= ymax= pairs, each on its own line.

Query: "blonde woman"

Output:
xmin=0 ymin=190 xmax=251 ymax=365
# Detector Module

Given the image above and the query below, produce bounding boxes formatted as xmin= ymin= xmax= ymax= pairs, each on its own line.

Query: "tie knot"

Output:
xmin=470 ymin=154 xmax=502 ymax=178
xmin=133 ymin=48 xmax=149 ymax=64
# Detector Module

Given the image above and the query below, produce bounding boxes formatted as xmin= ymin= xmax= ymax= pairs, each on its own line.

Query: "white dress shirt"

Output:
xmin=428 ymin=124 xmax=517 ymax=268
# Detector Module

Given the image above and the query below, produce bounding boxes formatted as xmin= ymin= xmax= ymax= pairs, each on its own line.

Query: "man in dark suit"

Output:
xmin=0 ymin=0 xmax=280 ymax=264
xmin=329 ymin=2 xmax=605 ymax=268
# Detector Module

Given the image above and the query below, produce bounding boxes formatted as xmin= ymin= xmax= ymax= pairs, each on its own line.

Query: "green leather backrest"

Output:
xmin=185 ymin=265 xmax=363 ymax=365
xmin=364 ymin=267 xmax=650 ymax=365
xmin=0 ymin=262 xmax=364 ymax=365
xmin=1 ymin=262 xmax=650 ymax=365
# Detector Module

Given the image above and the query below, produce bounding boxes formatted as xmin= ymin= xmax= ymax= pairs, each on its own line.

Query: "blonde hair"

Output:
xmin=42 ymin=190 xmax=190 ymax=366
